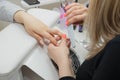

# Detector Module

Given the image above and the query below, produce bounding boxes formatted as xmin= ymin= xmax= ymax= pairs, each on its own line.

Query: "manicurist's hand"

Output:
xmin=14 ymin=11 xmax=62 ymax=46
xmin=48 ymin=34 xmax=74 ymax=78
xmin=65 ymin=3 xmax=88 ymax=25
xmin=48 ymin=34 xmax=69 ymax=66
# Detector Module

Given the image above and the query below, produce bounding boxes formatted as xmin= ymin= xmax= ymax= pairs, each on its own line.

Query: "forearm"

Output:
xmin=58 ymin=58 xmax=74 ymax=78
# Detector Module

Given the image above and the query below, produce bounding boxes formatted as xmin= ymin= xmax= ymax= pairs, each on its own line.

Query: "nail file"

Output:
xmin=67 ymin=24 xmax=76 ymax=48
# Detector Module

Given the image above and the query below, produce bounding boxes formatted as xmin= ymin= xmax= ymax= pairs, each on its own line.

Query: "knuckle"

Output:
xmin=53 ymin=29 xmax=58 ymax=33
xmin=72 ymin=11 xmax=77 ymax=15
xmin=83 ymin=8 xmax=88 ymax=11
xmin=47 ymin=35 xmax=52 ymax=39
xmin=35 ymin=37 xmax=40 ymax=41
xmin=73 ymin=16 xmax=78 ymax=21
xmin=74 ymin=6 xmax=78 ymax=10
xmin=75 ymin=3 xmax=79 ymax=6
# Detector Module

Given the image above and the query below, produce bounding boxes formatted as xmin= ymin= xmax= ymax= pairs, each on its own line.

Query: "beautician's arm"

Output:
xmin=48 ymin=35 xmax=75 ymax=79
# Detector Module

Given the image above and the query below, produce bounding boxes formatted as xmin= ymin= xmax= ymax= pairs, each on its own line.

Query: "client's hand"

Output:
xmin=14 ymin=11 xmax=62 ymax=46
xmin=65 ymin=3 xmax=88 ymax=25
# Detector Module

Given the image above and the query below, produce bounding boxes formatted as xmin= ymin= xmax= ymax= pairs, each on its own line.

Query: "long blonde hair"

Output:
xmin=85 ymin=0 xmax=120 ymax=58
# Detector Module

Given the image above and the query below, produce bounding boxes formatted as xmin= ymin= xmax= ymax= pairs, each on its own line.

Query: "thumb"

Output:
xmin=48 ymin=43 xmax=56 ymax=50
xmin=60 ymin=34 xmax=67 ymax=46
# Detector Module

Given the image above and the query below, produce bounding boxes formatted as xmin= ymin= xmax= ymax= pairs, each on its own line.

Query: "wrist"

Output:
xmin=14 ymin=10 xmax=28 ymax=24
xmin=58 ymin=58 xmax=70 ymax=68
xmin=58 ymin=58 xmax=74 ymax=78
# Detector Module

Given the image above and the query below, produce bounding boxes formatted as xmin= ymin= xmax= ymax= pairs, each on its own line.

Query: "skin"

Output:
xmin=48 ymin=3 xmax=88 ymax=78
xmin=48 ymin=37 xmax=74 ymax=78
xmin=65 ymin=3 xmax=88 ymax=25
xmin=14 ymin=11 xmax=62 ymax=46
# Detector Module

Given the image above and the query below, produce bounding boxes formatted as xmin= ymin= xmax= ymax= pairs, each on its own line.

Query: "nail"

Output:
xmin=66 ymin=21 xmax=68 ymax=26
xmin=62 ymin=34 xmax=67 ymax=39
xmin=64 ymin=13 xmax=66 ymax=17
xmin=39 ymin=40 xmax=44 ymax=46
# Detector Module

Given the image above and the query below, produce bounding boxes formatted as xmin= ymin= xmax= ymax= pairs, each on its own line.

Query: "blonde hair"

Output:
xmin=85 ymin=0 xmax=120 ymax=58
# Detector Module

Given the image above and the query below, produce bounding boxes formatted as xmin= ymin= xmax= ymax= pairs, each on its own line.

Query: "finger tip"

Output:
xmin=39 ymin=40 xmax=44 ymax=45
xmin=65 ymin=6 xmax=69 ymax=10
xmin=62 ymin=34 xmax=67 ymax=39
xmin=64 ymin=6 xmax=67 ymax=10
xmin=65 ymin=21 xmax=69 ymax=26
xmin=64 ymin=13 xmax=66 ymax=17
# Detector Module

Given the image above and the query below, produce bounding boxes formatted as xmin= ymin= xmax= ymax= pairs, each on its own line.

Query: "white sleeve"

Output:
xmin=0 ymin=0 xmax=24 ymax=22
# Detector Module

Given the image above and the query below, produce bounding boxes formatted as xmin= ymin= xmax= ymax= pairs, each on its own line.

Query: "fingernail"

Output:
xmin=39 ymin=40 xmax=44 ymax=46
xmin=64 ymin=13 xmax=66 ymax=17
xmin=62 ymin=34 xmax=67 ymax=39
xmin=66 ymin=21 xmax=68 ymax=26
xmin=56 ymin=43 xmax=59 ymax=46
xmin=65 ymin=6 xmax=68 ymax=10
